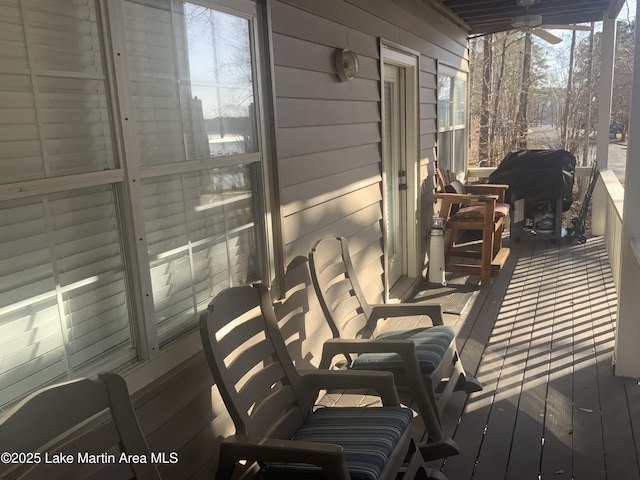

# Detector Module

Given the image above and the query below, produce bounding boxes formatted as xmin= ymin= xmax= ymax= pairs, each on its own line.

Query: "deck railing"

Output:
xmin=591 ymin=168 xmax=624 ymax=290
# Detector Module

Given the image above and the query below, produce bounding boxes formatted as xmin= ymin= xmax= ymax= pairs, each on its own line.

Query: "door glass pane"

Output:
xmin=383 ymin=80 xmax=397 ymax=260
xmin=123 ymin=0 xmax=258 ymax=165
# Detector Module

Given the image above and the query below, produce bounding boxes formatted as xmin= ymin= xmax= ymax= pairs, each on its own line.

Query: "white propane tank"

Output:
xmin=428 ymin=215 xmax=447 ymax=286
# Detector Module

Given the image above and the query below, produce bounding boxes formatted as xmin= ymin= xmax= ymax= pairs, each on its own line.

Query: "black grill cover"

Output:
xmin=488 ymin=149 xmax=576 ymax=211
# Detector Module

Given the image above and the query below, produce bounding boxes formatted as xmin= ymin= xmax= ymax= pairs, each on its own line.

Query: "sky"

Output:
xmin=618 ymin=0 xmax=637 ymax=21
xmin=538 ymin=0 xmax=636 ymax=86
xmin=546 ymin=0 xmax=635 ymax=40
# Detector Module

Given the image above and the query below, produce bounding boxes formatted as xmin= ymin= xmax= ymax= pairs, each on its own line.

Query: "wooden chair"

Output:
xmin=435 ymin=170 xmax=511 ymax=287
xmin=199 ymin=283 xmax=445 ymax=480
xmin=308 ymin=237 xmax=482 ymax=461
xmin=435 ymin=168 xmax=460 ymax=192
xmin=0 ymin=372 xmax=161 ymax=480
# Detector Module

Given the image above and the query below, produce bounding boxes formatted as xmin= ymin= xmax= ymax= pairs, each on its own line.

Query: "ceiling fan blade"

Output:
xmin=543 ymin=24 xmax=592 ymax=31
xmin=532 ymin=28 xmax=563 ymax=44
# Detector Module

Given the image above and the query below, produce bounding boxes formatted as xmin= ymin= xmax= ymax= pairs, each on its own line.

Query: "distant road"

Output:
xmin=606 ymin=141 xmax=627 ymax=180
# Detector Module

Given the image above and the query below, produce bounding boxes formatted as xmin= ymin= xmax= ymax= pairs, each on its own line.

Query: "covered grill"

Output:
xmin=489 ymin=149 xmax=576 ymax=239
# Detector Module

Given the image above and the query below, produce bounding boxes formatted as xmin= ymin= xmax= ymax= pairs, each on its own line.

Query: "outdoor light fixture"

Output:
xmin=335 ymin=49 xmax=359 ymax=81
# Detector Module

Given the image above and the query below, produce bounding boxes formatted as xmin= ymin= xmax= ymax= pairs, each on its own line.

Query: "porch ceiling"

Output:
xmin=431 ymin=0 xmax=626 ymax=35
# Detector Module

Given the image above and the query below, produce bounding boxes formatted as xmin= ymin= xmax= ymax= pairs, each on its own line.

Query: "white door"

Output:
xmin=383 ymin=64 xmax=407 ymax=288
xmin=381 ymin=46 xmax=419 ymax=295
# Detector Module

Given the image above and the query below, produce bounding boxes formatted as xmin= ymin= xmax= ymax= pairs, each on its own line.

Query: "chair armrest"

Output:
xmin=320 ymin=338 xmax=418 ymax=367
xmin=319 ymin=338 xmax=425 ymax=383
xmin=464 ymin=184 xmax=508 ymax=193
xmin=317 ymin=339 xmax=433 ymax=417
xmin=216 ymin=435 xmax=349 ymax=480
xmin=297 ymin=368 xmax=401 ymax=406
xmin=368 ymin=303 xmax=444 ymax=325
xmin=435 ymin=192 xmax=498 ymax=204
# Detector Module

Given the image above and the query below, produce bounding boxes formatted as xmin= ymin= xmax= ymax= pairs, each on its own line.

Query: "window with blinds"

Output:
xmin=437 ymin=66 xmax=467 ymax=176
xmin=143 ymin=164 xmax=261 ymax=339
xmin=0 ymin=0 xmax=267 ymax=413
xmin=120 ymin=0 xmax=264 ymax=341
xmin=0 ymin=0 xmax=135 ymax=413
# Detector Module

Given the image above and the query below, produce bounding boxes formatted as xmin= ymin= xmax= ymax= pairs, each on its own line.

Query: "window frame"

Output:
xmin=103 ymin=0 xmax=274 ymax=359
xmin=437 ymin=63 xmax=468 ymax=178
xmin=0 ymin=0 xmax=276 ymax=408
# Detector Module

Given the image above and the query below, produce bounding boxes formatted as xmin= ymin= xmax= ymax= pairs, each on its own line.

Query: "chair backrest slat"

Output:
xmin=1 ymin=379 xmax=109 ymax=454
xmin=225 ymin=337 xmax=275 ymax=388
xmin=236 ymin=361 xmax=287 ymax=413
xmin=200 ymin=284 xmax=307 ymax=440
xmin=332 ymin=295 xmax=372 ymax=339
xmin=213 ymin=306 xmax=266 ymax=360
xmin=250 ymin=386 xmax=302 ymax=438
xmin=324 ymin=276 xmax=354 ymax=310
xmin=310 ymin=237 xmax=375 ymax=340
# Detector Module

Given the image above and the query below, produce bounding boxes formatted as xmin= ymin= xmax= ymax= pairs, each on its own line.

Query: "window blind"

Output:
xmin=0 ymin=0 xmax=115 ymax=184
xmin=0 ymin=186 xmax=133 ymax=412
xmin=0 ymin=0 xmax=133 ymax=412
xmin=142 ymin=165 xmax=260 ymax=340
xmin=122 ymin=0 xmax=257 ymax=165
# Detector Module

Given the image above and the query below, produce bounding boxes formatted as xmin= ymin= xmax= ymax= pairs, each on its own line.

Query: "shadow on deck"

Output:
xmin=435 ymin=235 xmax=640 ymax=480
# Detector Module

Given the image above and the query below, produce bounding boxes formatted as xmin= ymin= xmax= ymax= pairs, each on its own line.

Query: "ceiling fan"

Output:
xmin=511 ymin=0 xmax=591 ymax=44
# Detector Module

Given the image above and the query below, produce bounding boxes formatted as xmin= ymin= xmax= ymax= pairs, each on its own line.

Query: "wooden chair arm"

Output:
xmin=435 ymin=192 xmax=499 ymax=204
xmin=435 ymin=193 xmax=498 ymax=221
xmin=464 ymin=184 xmax=508 ymax=202
xmin=216 ymin=435 xmax=349 ymax=480
xmin=464 ymin=184 xmax=508 ymax=193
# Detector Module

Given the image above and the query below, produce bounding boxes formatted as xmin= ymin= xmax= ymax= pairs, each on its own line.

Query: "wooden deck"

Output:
xmin=433 ymin=235 xmax=640 ymax=480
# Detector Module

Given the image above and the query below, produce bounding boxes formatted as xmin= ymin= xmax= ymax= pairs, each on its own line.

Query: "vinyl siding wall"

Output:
xmin=271 ymin=0 xmax=468 ymax=300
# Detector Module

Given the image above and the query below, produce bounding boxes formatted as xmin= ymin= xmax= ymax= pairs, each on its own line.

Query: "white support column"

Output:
xmin=596 ymin=13 xmax=617 ymax=169
xmin=613 ymin=0 xmax=640 ymax=378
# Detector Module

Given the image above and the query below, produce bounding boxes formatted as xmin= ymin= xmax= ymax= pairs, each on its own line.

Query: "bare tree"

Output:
xmin=479 ymin=35 xmax=492 ymax=164
xmin=516 ymin=32 xmax=533 ymax=150
xmin=469 ymin=30 xmax=552 ymax=166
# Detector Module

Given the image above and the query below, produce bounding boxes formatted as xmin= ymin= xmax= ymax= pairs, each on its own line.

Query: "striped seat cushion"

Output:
xmin=261 ymin=406 xmax=413 ymax=480
xmin=350 ymin=326 xmax=455 ymax=374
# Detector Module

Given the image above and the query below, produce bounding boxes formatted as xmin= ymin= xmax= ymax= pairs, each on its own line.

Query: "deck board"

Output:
xmin=434 ymin=236 xmax=637 ymax=480
xmin=539 ymin=246 xmax=574 ymax=479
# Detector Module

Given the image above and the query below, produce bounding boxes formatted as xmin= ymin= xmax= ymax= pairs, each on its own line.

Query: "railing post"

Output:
xmin=596 ymin=13 xmax=616 ymax=169
xmin=591 ymin=175 xmax=606 ymax=236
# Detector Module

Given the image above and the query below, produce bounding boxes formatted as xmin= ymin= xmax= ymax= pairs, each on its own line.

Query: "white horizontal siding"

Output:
xmin=271 ymin=0 xmax=467 ymax=292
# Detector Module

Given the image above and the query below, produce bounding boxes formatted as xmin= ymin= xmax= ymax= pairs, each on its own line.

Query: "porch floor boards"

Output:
xmin=435 ymin=235 xmax=640 ymax=480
